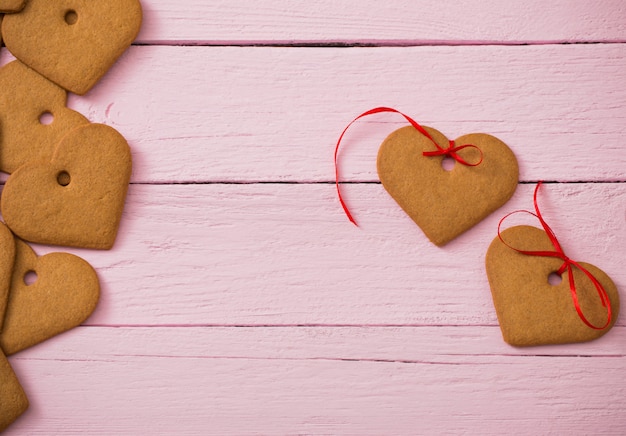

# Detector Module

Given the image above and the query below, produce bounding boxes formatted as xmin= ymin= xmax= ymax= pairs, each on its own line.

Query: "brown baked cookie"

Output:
xmin=0 ymin=238 xmax=100 ymax=355
xmin=0 ymin=348 xmax=29 ymax=432
xmin=0 ymin=0 xmax=26 ymax=13
xmin=0 ymin=60 xmax=89 ymax=173
xmin=0 ymin=221 xmax=16 ymax=332
xmin=377 ymin=126 xmax=519 ymax=246
xmin=2 ymin=123 xmax=132 ymax=250
xmin=486 ymin=225 xmax=620 ymax=346
xmin=1 ymin=0 xmax=142 ymax=95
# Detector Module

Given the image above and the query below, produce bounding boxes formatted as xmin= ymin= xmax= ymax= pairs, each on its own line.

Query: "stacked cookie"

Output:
xmin=0 ymin=0 xmax=142 ymax=431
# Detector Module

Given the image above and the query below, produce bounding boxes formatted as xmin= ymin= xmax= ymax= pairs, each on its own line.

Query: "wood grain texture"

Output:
xmin=1 ymin=0 xmax=625 ymax=433
xmin=5 ymin=44 xmax=626 ymax=184
xmin=134 ymin=0 xmax=626 ymax=45
xmin=5 ymin=326 xmax=626 ymax=435
xmin=18 ymin=183 xmax=624 ymax=328
xmin=50 ymin=44 xmax=626 ymax=183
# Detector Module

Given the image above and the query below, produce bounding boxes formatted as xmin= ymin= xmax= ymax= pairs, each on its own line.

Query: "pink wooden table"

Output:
xmin=2 ymin=1 xmax=626 ymax=434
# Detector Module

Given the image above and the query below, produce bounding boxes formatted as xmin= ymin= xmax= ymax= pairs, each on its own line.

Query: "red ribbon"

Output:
xmin=497 ymin=182 xmax=612 ymax=330
xmin=334 ymin=107 xmax=483 ymax=225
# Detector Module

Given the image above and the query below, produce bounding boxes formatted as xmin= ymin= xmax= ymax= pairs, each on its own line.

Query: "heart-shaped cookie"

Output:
xmin=0 ymin=221 xmax=16 ymax=332
xmin=0 ymin=348 xmax=29 ymax=432
xmin=0 ymin=0 xmax=26 ymax=13
xmin=1 ymin=0 xmax=142 ymax=95
xmin=0 ymin=239 xmax=99 ymax=355
xmin=0 ymin=60 xmax=89 ymax=173
xmin=486 ymin=225 xmax=620 ymax=346
xmin=1 ymin=123 xmax=132 ymax=249
xmin=377 ymin=125 xmax=519 ymax=245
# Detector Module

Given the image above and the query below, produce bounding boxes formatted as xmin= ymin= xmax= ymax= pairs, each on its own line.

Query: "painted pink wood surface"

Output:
xmin=2 ymin=0 xmax=626 ymax=434
xmin=17 ymin=183 xmax=622 ymax=328
xmin=57 ymin=44 xmax=626 ymax=184
xmin=3 ymin=44 xmax=626 ymax=183
xmin=5 ymin=326 xmax=626 ymax=435
xmin=134 ymin=0 xmax=626 ymax=45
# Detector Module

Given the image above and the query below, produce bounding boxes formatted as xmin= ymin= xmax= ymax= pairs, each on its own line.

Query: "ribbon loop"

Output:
xmin=497 ymin=182 xmax=612 ymax=330
xmin=334 ymin=107 xmax=483 ymax=226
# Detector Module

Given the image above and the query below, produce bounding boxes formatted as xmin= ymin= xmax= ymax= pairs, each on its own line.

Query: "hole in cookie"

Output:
xmin=548 ymin=272 xmax=562 ymax=286
xmin=57 ymin=171 xmax=71 ymax=187
xmin=441 ymin=156 xmax=455 ymax=171
xmin=39 ymin=111 xmax=54 ymax=125
xmin=64 ymin=10 xmax=78 ymax=25
xmin=24 ymin=270 xmax=38 ymax=286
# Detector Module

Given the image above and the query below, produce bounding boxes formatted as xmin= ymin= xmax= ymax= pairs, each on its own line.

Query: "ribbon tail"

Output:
xmin=336 ymin=182 xmax=357 ymax=226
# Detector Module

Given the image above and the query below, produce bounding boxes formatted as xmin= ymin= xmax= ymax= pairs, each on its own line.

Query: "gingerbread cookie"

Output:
xmin=2 ymin=123 xmax=132 ymax=249
xmin=0 ymin=238 xmax=100 ymax=355
xmin=0 ymin=349 xmax=29 ymax=432
xmin=2 ymin=0 xmax=143 ymax=94
xmin=486 ymin=225 xmax=620 ymax=346
xmin=377 ymin=125 xmax=518 ymax=246
xmin=0 ymin=221 xmax=16 ymax=332
xmin=0 ymin=60 xmax=89 ymax=173
xmin=0 ymin=0 xmax=26 ymax=13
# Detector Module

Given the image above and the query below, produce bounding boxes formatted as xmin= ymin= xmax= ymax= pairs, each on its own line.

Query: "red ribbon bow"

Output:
xmin=422 ymin=139 xmax=482 ymax=165
xmin=498 ymin=182 xmax=612 ymax=330
xmin=334 ymin=107 xmax=483 ymax=225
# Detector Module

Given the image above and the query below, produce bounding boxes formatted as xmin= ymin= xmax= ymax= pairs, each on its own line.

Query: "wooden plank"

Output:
xmin=5 ymin=326 xmax=626 ymax=435
xmin=11 ymin=325 xmax=626 ymax=361
xmin=135 ymin=0 xmax=626 ymax=45
xmin=27 ymin=182 xmax=623 ymax=327
xmin=4 ymin=45 xmax=626 ymax=184
xmin=42 ymin=44 xmax=626 ymax=183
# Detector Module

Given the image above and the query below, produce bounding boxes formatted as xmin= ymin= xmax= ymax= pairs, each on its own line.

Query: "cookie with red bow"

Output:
xmin=486 ymin=183 xmax=620 ymax=346
xmin=335 ymin=107 xmax=518 ymax=245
